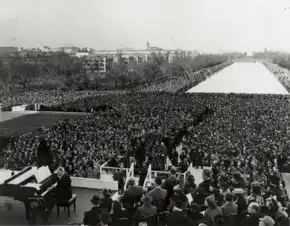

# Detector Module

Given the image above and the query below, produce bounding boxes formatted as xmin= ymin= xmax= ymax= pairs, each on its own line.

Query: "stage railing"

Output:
xmin=124 ymin=163 xmax=134 ymax=191
xmin=99 ymin=161 xmax=130 ymax=181
xmin=143 ymin=164 xmax=152 ymax=189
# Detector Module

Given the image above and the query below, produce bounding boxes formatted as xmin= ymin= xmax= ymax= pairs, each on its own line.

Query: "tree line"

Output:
xmin=0 ymin=52 xmax=239 ymax=92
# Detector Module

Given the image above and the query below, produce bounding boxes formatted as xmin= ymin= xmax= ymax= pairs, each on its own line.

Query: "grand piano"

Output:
xmin=0 ymin=166 xmax=57 ymax=220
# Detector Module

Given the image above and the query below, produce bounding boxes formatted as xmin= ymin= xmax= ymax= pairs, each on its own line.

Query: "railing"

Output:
xmin=148 ymin=163 xmax=194 ymax=189
xmin=124 ymin=163 xmax=134 ymax=191
xmin=99 ymin=160 xmax=130 ymax=181
xmin=143 ymin=164 xmax=152 ymax=189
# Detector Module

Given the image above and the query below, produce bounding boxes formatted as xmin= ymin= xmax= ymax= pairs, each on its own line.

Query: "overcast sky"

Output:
xmin=1 ymin=0 xmax=290 ymax=52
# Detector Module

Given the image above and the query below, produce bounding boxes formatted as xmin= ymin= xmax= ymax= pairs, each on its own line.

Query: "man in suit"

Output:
xmin=196 ymin=169 xmax=212 ymax=204
xmin=122 ymin=177 xmax=145 ymax=207
xmin=149 ymin=176 xmax=167 ymax=202
xmin=133 ymin=194 xmax=157 ymax=221
xmin=221 ymin=193 xmax=238 ymax=217
xmin=162 ymin=166 xmax=178 ymax=209
xmin=83 ymin=195 xmax=102 ymax=226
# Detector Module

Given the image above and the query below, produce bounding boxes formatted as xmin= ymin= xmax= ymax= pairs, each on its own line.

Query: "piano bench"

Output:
xmin=56 ymin=194 xmax=77 ymax=218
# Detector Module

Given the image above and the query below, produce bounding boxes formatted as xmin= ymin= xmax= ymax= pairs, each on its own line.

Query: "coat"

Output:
xmin=83 ymin=206 xmax=102 ymax=226
xmin=55 ymin=174 xmax=72 ymax=204
xmin=149 ymin=187 xmax=167 ymax=202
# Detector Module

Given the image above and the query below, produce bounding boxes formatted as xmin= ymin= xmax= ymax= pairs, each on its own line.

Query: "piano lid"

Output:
xmin=0 ymin=170 xmax=13 ymax=184
xmin=8 ymin=167 xmax=37 ymax=185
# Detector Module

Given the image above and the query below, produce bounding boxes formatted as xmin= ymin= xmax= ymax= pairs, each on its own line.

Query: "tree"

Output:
xmin=45 ymin=53 xmax=82 ymax=88
xmin=7 ymin=60 xmax=38 ymax=89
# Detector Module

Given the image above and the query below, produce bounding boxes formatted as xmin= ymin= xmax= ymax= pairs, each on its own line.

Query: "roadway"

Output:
xmin=187 ymin=62 xmax=289 ymax=94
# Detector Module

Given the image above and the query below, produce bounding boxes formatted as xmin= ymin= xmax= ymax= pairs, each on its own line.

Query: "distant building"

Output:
xmin=58 ymin=46 xmax=80 ymax=55
xmin=0 ymin=46 xmax=18 ymax=57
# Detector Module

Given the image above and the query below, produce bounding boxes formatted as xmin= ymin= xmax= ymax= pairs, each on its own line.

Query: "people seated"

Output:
xmin=122 ymin=177 xmax=145 ymax=208
xmin=45 ymin=166 xmax=72 ymax=213
xmin=54 ymin=166 xmax=73 ymax=206
xmin=133 ymin=194 xmax=157 ymax=221
xmin=83 ymin=195 xmax=102 ymax=226
xmin=149 ymin=176 xmax=167 ymax=204
xmin=165 ymin=200 xmax=190 ymax=226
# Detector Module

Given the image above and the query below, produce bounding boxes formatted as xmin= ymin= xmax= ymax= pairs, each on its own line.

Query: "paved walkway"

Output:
xmin=187 ymin=62 xmax=289 ymax=94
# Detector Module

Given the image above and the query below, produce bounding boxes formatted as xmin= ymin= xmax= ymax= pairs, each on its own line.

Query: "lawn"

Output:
xmin=0 ymin=112 xmax=83 ymax=136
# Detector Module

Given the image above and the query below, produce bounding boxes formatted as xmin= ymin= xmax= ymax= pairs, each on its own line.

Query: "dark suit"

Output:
xmin=123 ymin=185 xmax=144 ymax=205
xmin=100 ymin=197 xmax=113 ymax=213
xmin=245 ymin=213 xmax=262 ymax=226
xmin=83 ymin=206 xmax=102 ymax=226
xmin=55 ymin=174 xmax=72 ymax=205
xmin=221 ymin=202 xmax=238 ymax=217
xmin=196 ymin=179 xmax=211 ymax=204
xmin=149 ymin=187 xmax=167 ymax=202
xmin=165 ymin=210 xmax=189 ymax=226
xmin=133 ymin=204 xmax=157 ymax=220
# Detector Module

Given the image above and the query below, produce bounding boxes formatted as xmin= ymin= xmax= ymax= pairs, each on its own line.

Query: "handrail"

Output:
xmin=99 ymin=161 xmax=109 ymax=176
xmin=143 ymin=164 xmax=152 ymax=189
xmin=124 ymin=163 xmax=134 ymax=190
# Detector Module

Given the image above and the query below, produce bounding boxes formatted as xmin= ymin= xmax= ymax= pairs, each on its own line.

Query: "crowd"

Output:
xmin=0 ymin=92 xmax=290 ymax=179
xmin=263 ymin=62 xmax=290 ymax=93
xmin=0 ymin=57 xmax=290 ymax=225
xmin=137 ymin=61 xmax=232 ymax=93
xmin=83 ymin=166 xmax=290 ymax=226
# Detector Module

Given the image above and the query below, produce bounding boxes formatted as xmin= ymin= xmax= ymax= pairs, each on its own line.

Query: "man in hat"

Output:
xmin=122 ymin=177 xmax=145 ymax=206
xmin=83 ymin=195 xmax=102 ymax=226
xmin=133 ymin=194 xmax=157 ymax=221
xmin=149 ymin=176 xmax=167 ymax=202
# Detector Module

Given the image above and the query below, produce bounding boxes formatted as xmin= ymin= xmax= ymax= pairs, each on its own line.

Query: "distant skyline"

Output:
xmin=1 ymin=0 xmax=290 ymax=52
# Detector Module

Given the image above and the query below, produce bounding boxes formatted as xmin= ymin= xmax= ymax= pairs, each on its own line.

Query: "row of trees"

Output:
xmin=0 ymin=52 xmax=237 ymax=92
xmin=253 ymin=51 xmax=290 ymax=69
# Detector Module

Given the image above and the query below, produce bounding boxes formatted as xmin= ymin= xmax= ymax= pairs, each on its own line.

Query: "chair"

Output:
xmin=56 ymin=194 xmax=77 ymax=218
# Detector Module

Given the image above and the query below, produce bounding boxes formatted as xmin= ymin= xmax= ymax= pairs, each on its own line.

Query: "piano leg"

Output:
xmin=24 ymin=202 xmax=31 ymax=221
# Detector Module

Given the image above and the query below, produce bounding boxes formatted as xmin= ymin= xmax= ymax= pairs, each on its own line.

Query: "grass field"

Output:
xmin=0 ymin=112 xmax=87 ymax=136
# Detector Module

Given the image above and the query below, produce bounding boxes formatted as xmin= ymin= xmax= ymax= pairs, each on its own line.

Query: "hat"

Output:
xmin=91 ymin=195 xmax=100 ymax=205
xmin=141 ymin=194 xmax=153 ymax=204
xmin=233 ymin=188 xmax=245 ymax=194
xmin=170 ymin=166 xmax=177 ymax=174
xmin=128 ymin=177 xmax=135 ymax=185
xmin=259 ymin=216 xmax=275 ymax=226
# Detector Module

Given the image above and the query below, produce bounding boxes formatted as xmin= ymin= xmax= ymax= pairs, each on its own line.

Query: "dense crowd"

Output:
xmin=1 ymin=92 xmax=290 ymax=179
xmin=84 ymin=165 xmax=290 ymax=226
xmin=138 ymin=62 xmax=232 ymax=93
xmin=263 ymin=62 xmax=290 ymax=92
